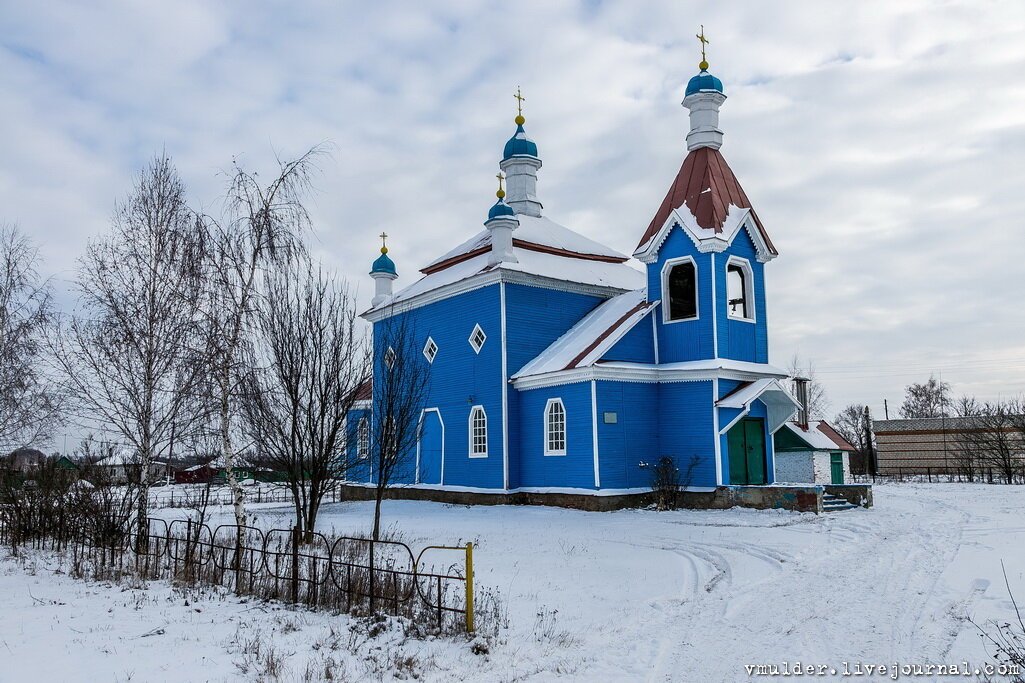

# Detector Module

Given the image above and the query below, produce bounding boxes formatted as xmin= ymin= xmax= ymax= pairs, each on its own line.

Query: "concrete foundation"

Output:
xmin=337 ymin=483 xmax=874 ymax=514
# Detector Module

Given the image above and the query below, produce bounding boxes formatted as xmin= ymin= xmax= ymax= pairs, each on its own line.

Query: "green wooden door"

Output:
xmin=830 ymin=452 xmax=844 ymax=484
xmin=727 ymin=417 xmax=767 ymax=485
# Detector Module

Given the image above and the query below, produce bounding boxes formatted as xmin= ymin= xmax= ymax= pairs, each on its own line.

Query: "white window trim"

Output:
xmin=422 ymin=337 xmax=438 ymax=363
xmin=544 ymin=398 xmax=567 ymax=456
xmin=383 ymin=346 xmax=397 ymax=370
xmin=415 ymin=408 xmax=445 ymax=484
xmin=468 ymin=405 xmax=488 ymax=458
xmin=725 ymin=256 xmax=756 ymax=323
xmin=468 ymin=323 xmax=487 ymax=354
xmin=660 ymin=255 xmax=700 ymax=324
xmin=357 ymin=417 xmax=370 ymax=459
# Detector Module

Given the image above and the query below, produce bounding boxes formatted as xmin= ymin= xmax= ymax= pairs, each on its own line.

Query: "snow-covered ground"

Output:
xmin=2 ymin=482 xmax=1024 ymax=681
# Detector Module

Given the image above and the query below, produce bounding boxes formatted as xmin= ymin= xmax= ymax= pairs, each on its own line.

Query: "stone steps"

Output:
xmin=822 ymin=493 xmax=858 ymax=512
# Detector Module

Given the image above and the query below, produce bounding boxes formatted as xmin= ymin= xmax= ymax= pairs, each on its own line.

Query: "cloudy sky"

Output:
xmin=3 ymin=0 xmax=1025 ymax=429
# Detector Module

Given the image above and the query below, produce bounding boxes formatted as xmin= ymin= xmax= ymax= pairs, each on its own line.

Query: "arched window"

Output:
xmin=469 ymin=406 xmax=488 ymax=458
xmin=357 ymin=418 xmax=370 ymax=458
xmin=544 ymin=399 xmax=567 ymax=456
xmin=726 ymin=258 xmax=755 ymax=321
xmin=663 ymin=258 xmax=697 ymax=321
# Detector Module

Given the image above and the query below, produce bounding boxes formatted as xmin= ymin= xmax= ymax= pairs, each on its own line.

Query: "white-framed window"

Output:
xmin=357 ymin=417 xmax=370 ymax=459
xmin=423 ymin=337 xmax=438 ymax=363
xmin=660 ymin=256 xmax=698 ymax=323
xmin=468 ymin=324 xmax=487 ymax=354
xmin=544 ymin=398 xmax=567 ymax=456
xmin=726 ymin=256 xmax=755 ymax=322
xmin=383 ymin=346 xmax=397 ymax=370
xmin=468 ymin=405 xmax=488 ymax=458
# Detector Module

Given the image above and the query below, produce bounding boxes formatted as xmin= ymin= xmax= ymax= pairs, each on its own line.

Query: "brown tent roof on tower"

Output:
xmin=634 ymin=147 xmax=777 ymax=256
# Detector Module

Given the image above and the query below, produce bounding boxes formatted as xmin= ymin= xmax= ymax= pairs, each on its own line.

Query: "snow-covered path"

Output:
xmin=2 ymin=483 xmax=1023 ymax=681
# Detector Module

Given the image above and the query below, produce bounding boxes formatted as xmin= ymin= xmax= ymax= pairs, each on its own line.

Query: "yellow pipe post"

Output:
xmin=464 ymin=541 xmax=475 ymax=633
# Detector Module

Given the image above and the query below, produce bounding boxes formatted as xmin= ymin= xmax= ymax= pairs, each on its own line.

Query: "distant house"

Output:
xmin=54 ymin=456 xmax=80 ymax=471
xmin=93 ymin=449 xmax=173 ymax=485
xmin=173 ymin=455 xmax=278 ymax=485
xmin=174 ymin=462 xmax=218 ymax=485
xmin=4 ymin=448 xmax=46 ymax=474
xmin=774 ymin=421 xmax=855 ymax=485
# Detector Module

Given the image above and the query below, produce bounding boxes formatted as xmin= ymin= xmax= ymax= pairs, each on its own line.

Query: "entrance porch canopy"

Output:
xmin=717 ymin=378 xmax=800 ymax=434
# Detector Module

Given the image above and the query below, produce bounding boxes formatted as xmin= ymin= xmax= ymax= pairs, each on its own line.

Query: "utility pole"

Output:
xmin=883 ymin=399 xmax=889 ymax=420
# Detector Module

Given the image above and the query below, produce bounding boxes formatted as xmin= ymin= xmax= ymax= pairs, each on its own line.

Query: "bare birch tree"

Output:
xmin=0 ymin=225 xmax=61 ymax=452
xmin=898 ymin=375 xmax=952 ymax=418
xmin=366 ymin=314 xmax=430 ymax=541
xmin=53 ymin=155 xmax=207 ymax=544
xmin=239 ymin=259 xmax=369 ymax=538
xmin=201 ymin=147 xmax=324 ymax=530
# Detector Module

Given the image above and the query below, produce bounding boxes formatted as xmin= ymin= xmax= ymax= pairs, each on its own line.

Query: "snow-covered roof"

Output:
xmin=422 ymin=214 xmax=628 ymax=273
xmin=781 ymin=421 xmax=856 ymax=451
xmin=513 ymin=289 xmax=657 ymax=378
xmin=367 ymin=246 xmax=644 ymax=316
xmin=716 ymin=378 xmax=801 ymax=434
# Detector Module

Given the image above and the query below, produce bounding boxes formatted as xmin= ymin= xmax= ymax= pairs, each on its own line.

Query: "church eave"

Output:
xmin=362 ymin=268 xmax=637 ymax=323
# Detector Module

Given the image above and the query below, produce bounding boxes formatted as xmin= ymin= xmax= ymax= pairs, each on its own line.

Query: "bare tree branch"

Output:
xmin=239 ymin=257 xmax=369 ymax=538
xmin=51 ymin=155 xmax=207 ymax=544
xmin=0 ymin=224 xmax=61 ymax=452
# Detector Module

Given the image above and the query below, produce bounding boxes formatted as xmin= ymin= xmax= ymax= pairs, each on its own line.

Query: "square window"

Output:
xmin=603 ymin=412 xmax=618 ymax=424
xmin=383 ymin=346 xmax=397 ymax=370
xmin=423 ymin=337 xmax=438 ymax=363
xmin=469 ymin=324 xmax=487 ymax=353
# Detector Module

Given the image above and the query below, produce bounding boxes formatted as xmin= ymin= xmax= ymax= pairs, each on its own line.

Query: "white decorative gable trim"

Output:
xmin=634 ymin=205 xmax=777 ymax=265
xmin=512 ymin=359 xmax=789 ymax=391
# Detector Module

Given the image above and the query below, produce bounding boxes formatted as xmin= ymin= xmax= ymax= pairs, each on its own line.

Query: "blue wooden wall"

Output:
xmin=516 ymin=382 xmax=596 ymax=489
xmin=369 ymin=284 xmax=506 ymax=489
xmin=601 ymin=314 xmax=656 ymax=364
xmin=594 ymin=381 xmax=658 ymax=488
xmin=647 ymin=227 xmax=714 ymax=363
xmin=656 ymin=380 xmax=717 ymax=487
xmin=647 ymin=224 xmax=770 ymax=366
xmin=505 ymin=284 xmax=607 ymax=489
xmin=716 ymin=229 xmax=768 ymax=364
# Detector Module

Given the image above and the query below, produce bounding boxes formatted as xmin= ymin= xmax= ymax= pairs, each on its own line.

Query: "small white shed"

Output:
xmin=774 ymin=420 xmax=855 ymax=485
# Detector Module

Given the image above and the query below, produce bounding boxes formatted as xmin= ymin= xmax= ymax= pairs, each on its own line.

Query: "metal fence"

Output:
xmin=149 ymin=485 xmax=298 ymax=508
xmin=852 ymin=466 xmax=1022 ymax=484
xmin=0 ymin=515 xmax=474 ymax=633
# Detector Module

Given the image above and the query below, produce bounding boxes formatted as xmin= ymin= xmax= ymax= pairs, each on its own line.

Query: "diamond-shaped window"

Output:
xmin=423 ymin=337 xmax=438 ymax=363
xmin=468 ymin=324 xmax=486 ymax=354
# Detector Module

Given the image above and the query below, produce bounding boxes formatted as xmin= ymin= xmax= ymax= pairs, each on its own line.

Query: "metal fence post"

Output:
xmin=291 ymin=525 xmax=300 ymax=604
xmin=465 ymin=542 xmax=474 ymax=633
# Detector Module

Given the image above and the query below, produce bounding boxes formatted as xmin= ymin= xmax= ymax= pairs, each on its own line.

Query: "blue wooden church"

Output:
xmin=350 ymin=55 xmax=801 ymax=500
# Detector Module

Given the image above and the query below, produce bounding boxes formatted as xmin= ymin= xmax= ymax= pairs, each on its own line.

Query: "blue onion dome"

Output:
xmin=686 ymin=68 xmax=724 ymax=96
xmin=370 ymin=248 xmax=396 ymax=276
xmin=503 ymin=115 xmax=539 ymax=160
xmin=488 ymin=198 xmax=515 ymax=220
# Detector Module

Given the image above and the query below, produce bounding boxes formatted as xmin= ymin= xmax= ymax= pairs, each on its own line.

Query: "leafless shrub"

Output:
xmin=974 ymin=563 xmax=1025 ymax=682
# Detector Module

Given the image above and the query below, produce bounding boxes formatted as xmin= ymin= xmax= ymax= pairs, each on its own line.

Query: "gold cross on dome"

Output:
xmin=379 ymin=232 xmax=388 ymax=248
xmin=496 ymin=172 xmax=506 ymax=197
xmin=514 ymin=87 xmax=525 ymax=116
xmin=696 ymin=25 xmax=710 ymax=65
